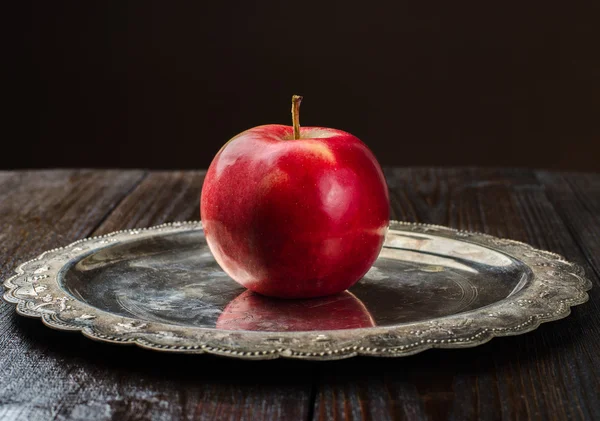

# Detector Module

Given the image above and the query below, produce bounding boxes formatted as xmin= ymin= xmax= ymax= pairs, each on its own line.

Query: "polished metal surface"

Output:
xmin=3 ymin=221 xmax=591 ymax=360
xmin=61 ymin=230 xmax=527 ymax=330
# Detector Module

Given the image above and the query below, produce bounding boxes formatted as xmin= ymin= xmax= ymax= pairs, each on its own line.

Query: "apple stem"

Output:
xmin=291 ymin=95 xmax=303 ymax=140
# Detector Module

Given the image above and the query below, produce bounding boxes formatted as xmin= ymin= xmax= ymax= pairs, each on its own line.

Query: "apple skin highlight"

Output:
xmin=201 ymin=125 xmax=389 ymax=298
xmin=201 ymin=103 xmax=389 ymax=298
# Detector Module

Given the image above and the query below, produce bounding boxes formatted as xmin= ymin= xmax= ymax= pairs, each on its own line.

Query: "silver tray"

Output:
xmin=2 ymin=221 xmax=591 ymax=360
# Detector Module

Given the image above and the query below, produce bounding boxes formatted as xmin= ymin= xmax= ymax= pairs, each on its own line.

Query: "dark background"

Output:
xmin=6 ymin=2 xmax=600 ymax=171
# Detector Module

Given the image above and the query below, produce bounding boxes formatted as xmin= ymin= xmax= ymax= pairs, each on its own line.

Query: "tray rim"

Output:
xmin=2 ymin=221 xmax=592 ymax=360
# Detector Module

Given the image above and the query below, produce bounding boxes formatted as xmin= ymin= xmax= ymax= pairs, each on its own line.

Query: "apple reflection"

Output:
xmin=216 ymin=290 xmax=375 ymax=332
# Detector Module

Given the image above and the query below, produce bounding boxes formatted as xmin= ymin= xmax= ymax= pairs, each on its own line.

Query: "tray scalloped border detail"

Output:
xmin=2 ymin=221 xmax=592 ymax=360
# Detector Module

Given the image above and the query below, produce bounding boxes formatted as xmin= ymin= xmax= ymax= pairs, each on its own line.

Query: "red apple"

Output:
xmin=201 ymin=96 xmax=389 ymax=298
xmin=216 ymin=290 xmax=375 ymax=331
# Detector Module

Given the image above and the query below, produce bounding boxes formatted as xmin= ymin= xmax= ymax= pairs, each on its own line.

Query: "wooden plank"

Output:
xmin=93 ymin=170 xmax=206 ymax=235
xmin=1 ymin=171 xmax=314 ymax=421
xmin=0 ymin=170 xmax=147 ymax=421
xmin=536 ymin=171 xmax=600 ymax=277
xmin=312 ymin=168 xmax=600 ymax=421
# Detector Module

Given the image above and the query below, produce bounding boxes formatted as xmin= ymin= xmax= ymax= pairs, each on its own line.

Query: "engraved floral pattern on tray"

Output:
xmin=2 ymin=221 xmax=592 ymax=360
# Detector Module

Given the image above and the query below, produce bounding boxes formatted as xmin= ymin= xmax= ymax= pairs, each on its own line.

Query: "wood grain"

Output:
xmin=536 ymin=172 xmax=600 ymax=278
xmin=0 ymin=169 xmax=598 ymax=421
xmin=0 ymin=170 xmax=146 ymax=421
xmin=93 ymin=170 xmax=206 ymax=235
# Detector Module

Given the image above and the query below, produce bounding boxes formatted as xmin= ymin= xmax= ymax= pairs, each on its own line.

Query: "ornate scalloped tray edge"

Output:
xmin=2 ymin=221 xmax=592 ymax=360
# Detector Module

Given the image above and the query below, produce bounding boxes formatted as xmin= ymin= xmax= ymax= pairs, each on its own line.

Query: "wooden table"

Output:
xmin=0 ymin=169 xmax=598 ymax=421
